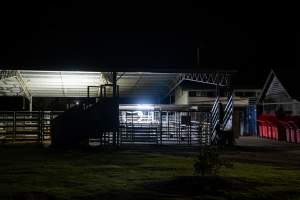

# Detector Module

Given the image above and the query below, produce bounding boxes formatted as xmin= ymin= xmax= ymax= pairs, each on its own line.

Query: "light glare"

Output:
xmin=136 ymin=104 xmax=154 ymax=110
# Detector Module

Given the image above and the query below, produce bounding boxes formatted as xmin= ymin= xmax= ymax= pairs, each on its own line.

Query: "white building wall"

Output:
xmin=293 ymin=100 xmax=300 ymax=115
xmin=188 ymin=96 xmax=249 ymax=106
xmin=174 ymin=86 xmax=188 ymax=104
xmin=174 ymin=87 xmax=259 ymax=107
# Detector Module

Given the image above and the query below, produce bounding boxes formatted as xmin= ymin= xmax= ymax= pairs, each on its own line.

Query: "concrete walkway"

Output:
xmin=235 ymin=136 xmax=300 ymax=147
xmin=230 ymin=136 xmax=300 ymax=168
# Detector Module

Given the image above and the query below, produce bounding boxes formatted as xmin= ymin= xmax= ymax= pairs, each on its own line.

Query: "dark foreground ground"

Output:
xmin=0 ymin=136 xmax=300 ymax=200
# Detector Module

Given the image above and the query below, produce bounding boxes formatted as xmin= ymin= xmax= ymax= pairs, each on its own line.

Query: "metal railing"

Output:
xmin=210 ymin=94 xmax=233 ymax=144
xmin=210 ymin=97 xmax=220 ymax=143
xmin=0 ymin=109 xmax=212 ymax=146
xmin=223 ymin=95 xmax=233 ymax=129
xmin=0 ymin=111 xmax=63 ymax=143
xmin=118 ymin=110 xmax=211 ymax=145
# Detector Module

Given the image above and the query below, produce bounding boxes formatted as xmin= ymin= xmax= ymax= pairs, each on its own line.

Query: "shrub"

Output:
xmin=194 ymin=146 xmax=232 ymax=176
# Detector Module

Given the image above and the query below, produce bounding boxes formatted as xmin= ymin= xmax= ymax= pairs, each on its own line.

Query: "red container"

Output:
xmin=272 ymin=126 xmax=278 ymax=140
xmin=287 ymin=128 xmax=292 ymax=143
xmin=279 ymin=121 xmax=291 ymax=142
xmin=289 ymin=121 xmax=299 ymax=144
xmin=267 ymin=116 xmax=279 ymax=140
xmin=291 ymin=129 xmax=296 ymax=143
xmin=296 ymin=130 xmax=300 ymax=144
xmin=257 ymin=120 xmax=269 ymax=138
xmin=258 ymin=114 xmax=300 ymax=144
xmin=267 ymin=122 xmax=272 ymax=139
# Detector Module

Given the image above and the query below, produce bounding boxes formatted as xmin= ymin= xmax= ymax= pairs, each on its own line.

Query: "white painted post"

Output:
xmin=29 ymin=96 xmax=33 ymax=112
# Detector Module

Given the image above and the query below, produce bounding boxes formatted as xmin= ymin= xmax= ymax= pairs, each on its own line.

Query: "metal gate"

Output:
xmin=119 ymin=109 xmax=210 ymax=145
xmin=0 ymin=111 xmax=62 ymax=143
xmin=0 ymin=109 xmax=211 ymax=146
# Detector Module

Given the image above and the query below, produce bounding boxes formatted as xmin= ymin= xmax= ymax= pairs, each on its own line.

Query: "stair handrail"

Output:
xmin=222 ymin=95 xmax=233 ymax=129
xmin=224 ymin=95 xmax=233 ymax=114
xmin=210 ymin=96 xmax=221 ymax=143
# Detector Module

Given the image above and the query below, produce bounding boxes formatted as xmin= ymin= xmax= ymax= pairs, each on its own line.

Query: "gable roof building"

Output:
xmin=259 ymin=69 xmax=300 ymax=103
xmin=258 ymin=69 xmax=300 ymax=115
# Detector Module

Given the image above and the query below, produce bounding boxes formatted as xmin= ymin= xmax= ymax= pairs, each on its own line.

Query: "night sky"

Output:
xmin=0 ymin=2 xmax=298 ymax=85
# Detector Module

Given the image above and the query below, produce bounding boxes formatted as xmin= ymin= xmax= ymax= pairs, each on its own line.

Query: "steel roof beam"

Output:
xmin=15 ymin=71 xmax=31 ymax=99
xmin=0 ymin=70 xmax=17 ymax=80
xmin=0 ymin=70 xmax=31 ymax=99
xmin=165 ymin=72 xmax=232 ymax=98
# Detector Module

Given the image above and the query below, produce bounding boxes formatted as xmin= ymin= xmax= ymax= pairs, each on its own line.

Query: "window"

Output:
xmin=235 ymin=92 xmax=244 ymax=97
xmin=189 ymin=91 xmax=196 ymax=97
xmin=244 ymin=92 xmax=256 ymax=97
xmin=197 ymin=91 xmax=206 ymax=97
xmin=207 ymin=91 xmax=216 ymax=97
xmin=235 ymin=91 xmax=257 ymax=97
xmin=189 ymin=91 xmax=216 ymax=97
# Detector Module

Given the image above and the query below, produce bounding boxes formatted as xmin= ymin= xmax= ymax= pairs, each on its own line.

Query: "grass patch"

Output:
xmin=0 ymin=144 xmax=300 ymax=199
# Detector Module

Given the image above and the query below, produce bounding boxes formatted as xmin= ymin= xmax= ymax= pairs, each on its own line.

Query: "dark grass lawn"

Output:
xmin=0 ymin=144 xmax=300 ymax=200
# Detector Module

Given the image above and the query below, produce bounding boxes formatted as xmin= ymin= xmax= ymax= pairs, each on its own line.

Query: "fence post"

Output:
xmin=160 ymin=111 xmax=162 ymax=145
xmin=188 ymin=112 xmax=191 ymax=145
xmin=167 ymin=111 xmax=169 ymax=140
xmin=179 ymin=112 xmax=181 ymax=144
xmin=13 ymin=112 xmax=16 ymax=143
xmin=39 ymin=111 xmax=42 ymax=143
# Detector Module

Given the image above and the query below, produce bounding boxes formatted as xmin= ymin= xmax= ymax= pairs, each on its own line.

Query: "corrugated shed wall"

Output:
xmin=265 ymin=76 xmax=291 ymax=102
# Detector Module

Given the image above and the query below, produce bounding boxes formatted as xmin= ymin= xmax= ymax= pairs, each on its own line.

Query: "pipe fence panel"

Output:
xmin=119 ymin=109 xmax=211 ymax=145
xmin=0 ymin=109 xmax=211 ymax=146
xmin=0 ymin=111 xmax=63 ymax=143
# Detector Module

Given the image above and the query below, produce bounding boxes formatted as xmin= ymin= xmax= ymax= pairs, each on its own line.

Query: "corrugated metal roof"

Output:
xmin=0 ymin=70 xmax=178 ymax=98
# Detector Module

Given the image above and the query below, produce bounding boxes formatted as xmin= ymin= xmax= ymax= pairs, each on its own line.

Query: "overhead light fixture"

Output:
xmin=136 ymin=104 xmax=154 ymax=110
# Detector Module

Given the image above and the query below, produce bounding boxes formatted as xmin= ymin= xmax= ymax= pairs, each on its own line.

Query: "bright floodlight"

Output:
xmin=137 ymin=104 xmax=154 ymax=110
xmin=76 ymin=101 xmax=79 ymax=105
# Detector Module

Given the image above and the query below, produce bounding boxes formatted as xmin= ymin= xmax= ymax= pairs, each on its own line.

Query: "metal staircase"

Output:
xmin=51 ymin=84 xmax=119 ymax=147
xmin=222 ymin=95 xmax=233 ymax=130
xmin=210 ymin=94 xmax=233 ymax=145
xmin=210 ymin=97 xmax=220 ymax=144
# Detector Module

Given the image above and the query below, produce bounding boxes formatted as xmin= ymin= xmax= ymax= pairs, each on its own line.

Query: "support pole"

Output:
xmin=160 ymin=111 xmax=162 ymax=145
xmin=113 ymin=72 xmax=117 ymax=97
xmin=167 ymin=112 xmax=169 ymax=139
xmin=112 ymin=72 xmax=118 ymax=146
xmin=29 ymin=96 xmax=33 ymax=112
xmin=13 ymin=112 xmax=16 ymax=143
xmin=39 ymin=111 xmax=43 ymax=143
